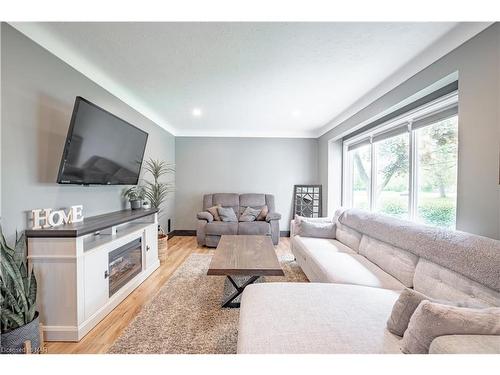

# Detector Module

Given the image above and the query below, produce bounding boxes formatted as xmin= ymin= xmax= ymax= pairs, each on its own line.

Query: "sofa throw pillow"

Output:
xmin=387 ymin=288 xmax=433 ymax=337
xmin=239 ymin=206 xmax=261 ymax=222
xmin=217 ymin=206 xmax=238 ymax=222
xmin=387 ymin=288 xmax=474 ymax=337
xmin=297 ymin=220 xmax=336 ymax=239
xmin=400 ymin=301 xmax=500 ymax=354
xmin=256 ymin=205 xmax=269 ymax=221
xmin=206 ymin=204 xmax=222 ymax=221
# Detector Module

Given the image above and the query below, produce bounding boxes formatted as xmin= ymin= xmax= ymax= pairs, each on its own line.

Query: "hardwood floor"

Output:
xmin=44 ymin=236 xmax=291 ymax=354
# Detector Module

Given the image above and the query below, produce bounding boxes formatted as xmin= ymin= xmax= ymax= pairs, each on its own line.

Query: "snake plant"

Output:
xmin=0 ymin=226 xmax=37 ymax=333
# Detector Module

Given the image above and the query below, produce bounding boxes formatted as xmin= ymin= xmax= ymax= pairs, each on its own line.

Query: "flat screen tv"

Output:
xmin=57 ymin=97 xmax=148 ymax=185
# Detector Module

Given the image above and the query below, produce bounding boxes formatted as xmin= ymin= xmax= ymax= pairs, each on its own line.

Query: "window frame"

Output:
xmin=372 ymin=132 xmax=410 ymax=217
xmin=342 ymin=92 xmax=458 ymax=226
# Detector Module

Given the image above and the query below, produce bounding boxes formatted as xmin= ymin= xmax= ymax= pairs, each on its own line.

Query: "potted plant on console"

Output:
xmin=0 ymin=227 xmax=41 ymax=354
xmin=123 ymin=186 xmax=146 ymax=210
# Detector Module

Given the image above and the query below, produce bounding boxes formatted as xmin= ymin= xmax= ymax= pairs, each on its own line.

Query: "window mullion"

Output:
xmin=370 ymin=139 xmax=376 ymax=211
xmin=409 ymin=123 xmax=418 ymax=221
xmin=343 ymin=144 xmax=352 ymax=207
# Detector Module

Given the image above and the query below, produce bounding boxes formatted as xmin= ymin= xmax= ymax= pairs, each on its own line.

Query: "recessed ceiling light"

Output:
xmin=192 ymin=108 xmax=202 ymax=117
xmin=291 ymin=109 xmax=301 ymax=117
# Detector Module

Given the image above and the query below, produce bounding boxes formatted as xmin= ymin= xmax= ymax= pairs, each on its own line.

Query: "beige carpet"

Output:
xmin=108 ymin=252 xmax=308 ymax=354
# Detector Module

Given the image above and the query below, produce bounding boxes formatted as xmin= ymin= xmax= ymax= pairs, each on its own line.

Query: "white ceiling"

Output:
xmin=10 ymin=22 xmax=490 ymax=137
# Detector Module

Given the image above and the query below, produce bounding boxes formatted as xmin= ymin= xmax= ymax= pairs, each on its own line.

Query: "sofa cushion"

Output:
xmin=211 ymin=193 xmax=239 ymax=206
xmin=338 ymin=208 xmax=500 ymax=292
xmin=206 ymin=205 xmax=221 ymax=221
xmin=217 ymin=207 xmax=238 ymax=222
xmin=319 ymin=253 xmax=404 ymax=290
xmin=239 ymin=206 xmax=261 ymax=222
xmin=238 ymin=221 xmax=270 ymax=236
xmin=294 ymin=215 xmax=333 ymax=224
xmin=294 ymin=237 xmax=404 ymax=290
xmin=359 ymin=236 xmax=418 ymax=287
xmin=256 ymin=205 xmax=268 ymax=221
xmin=238 ymin=216 xmax=253 ymax=222
xmin=401 ymin=301 xmax=500 ymax=354
xmin=387 ymin=287 xmax=478 ymax=337
xmin=239 ymin=193 xmax=266 ymax=207
xmin=205 ymin=222 xmax=238 ymax=236
xmin=239 ymin=205 xmax=268 ymax=221
xmin=336 ymin=223 xmax=362 ymax=251
xmin=413 ymin=258 xmax=500 ymax=308
xmin=297 ymin=221 xmax=336 ymax=239
xmin=293 ymin=236 xmax=356 ymax=256
xmin=211 ymin=193 xmax=240 ymax=217
xmin=292 ymin=237 xmax=355 ymax=281
xmin=238 ymin=194 xmax=276 ymax=214
xmin=387 ymin=288 xmax=433 ymax=336
xmin=429 ymin=335 xmax=500 ymax=354
xmin=237 ymin=283 xmax=402 ymax=354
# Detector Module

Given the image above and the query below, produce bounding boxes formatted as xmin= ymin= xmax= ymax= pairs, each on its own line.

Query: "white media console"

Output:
xmin=26 ymin=209 xmax=160 ymax=342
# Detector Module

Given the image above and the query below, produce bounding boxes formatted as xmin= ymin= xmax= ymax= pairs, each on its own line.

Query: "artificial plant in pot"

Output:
xmin=0 ymin=227 xmax=40 ymax=354
xmin=143 ymin=158 xmax=175 ymax=231
xmin=142 ymin=158 xmax=175 ymax=260
xmin=123 ymin=186 xmax=146 ymax=210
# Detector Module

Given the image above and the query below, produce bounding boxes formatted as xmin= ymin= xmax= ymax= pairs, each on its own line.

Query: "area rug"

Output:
xmin=108 ymin=252 xmax=307 ymax=354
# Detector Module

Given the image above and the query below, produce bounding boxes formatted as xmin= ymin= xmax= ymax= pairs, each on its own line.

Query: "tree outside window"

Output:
xmin=347 ymin=115 xmax=458 ymax=228
xmin=416 ymin=116 xmax=458 ymax=228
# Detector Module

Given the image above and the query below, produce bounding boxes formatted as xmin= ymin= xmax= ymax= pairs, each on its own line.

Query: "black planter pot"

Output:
xmin=130 ymin=200 xmax=142 ymax=210
xmin=1 ymin=312 xmax=40 ymax=354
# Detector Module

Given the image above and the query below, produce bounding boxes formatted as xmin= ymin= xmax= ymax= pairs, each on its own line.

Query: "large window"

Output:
xmin=343 ymin=96 xmax=458 ymax=229
xmin=351 ymin=143 xmax=371 ymax=210
xmin=415 ymin=116 xmax=458 ymax=227
xmin=374 ymin=132 xmax=410 ymax=219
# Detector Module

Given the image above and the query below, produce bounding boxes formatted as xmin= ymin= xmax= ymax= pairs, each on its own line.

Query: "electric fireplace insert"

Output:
xmin=108 ymin=238 xmax=142 ymax=297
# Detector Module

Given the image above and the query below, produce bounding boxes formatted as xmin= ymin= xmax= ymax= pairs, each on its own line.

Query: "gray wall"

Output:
xmin=4 ymin=21 xmax=499 ymax=240
xmin=0 ymin=24 xmax=2 ymax=218
xmin=319 ymin=23 xmax=500 ymax=239
xmin=1 ymin=24 xmax=175 ymax=241
xmin=175 ymin=137 xmax=319 ymax=231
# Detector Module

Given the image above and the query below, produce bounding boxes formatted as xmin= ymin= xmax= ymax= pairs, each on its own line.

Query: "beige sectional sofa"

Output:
xmin=237 ymin=208 xmax=500 ymax=354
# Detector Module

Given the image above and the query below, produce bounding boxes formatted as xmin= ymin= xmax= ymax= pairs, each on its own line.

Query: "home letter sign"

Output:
xmin=31 ymin=205 xmax=84 ymax=230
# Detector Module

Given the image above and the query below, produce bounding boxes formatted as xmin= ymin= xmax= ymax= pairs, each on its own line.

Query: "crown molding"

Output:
xmin=175 ymin=129 xmax=318 ymax=138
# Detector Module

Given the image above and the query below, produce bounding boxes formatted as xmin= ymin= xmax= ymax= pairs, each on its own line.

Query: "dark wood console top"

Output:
xmin=25 ymin=209 xmax=158 ymax=238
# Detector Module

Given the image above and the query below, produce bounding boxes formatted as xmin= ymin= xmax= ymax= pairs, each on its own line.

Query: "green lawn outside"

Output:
xmin=352 ymin=190 xmax=456 ymax=228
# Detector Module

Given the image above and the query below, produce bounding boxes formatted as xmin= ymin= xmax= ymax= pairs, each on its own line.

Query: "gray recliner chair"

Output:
xmin=196 ymin=193 xmax=281 ymax=247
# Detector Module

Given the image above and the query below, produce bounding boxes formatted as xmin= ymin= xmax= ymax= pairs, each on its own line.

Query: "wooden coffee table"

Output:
xmin=207 ymin=235 xmax=284 ymax=308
